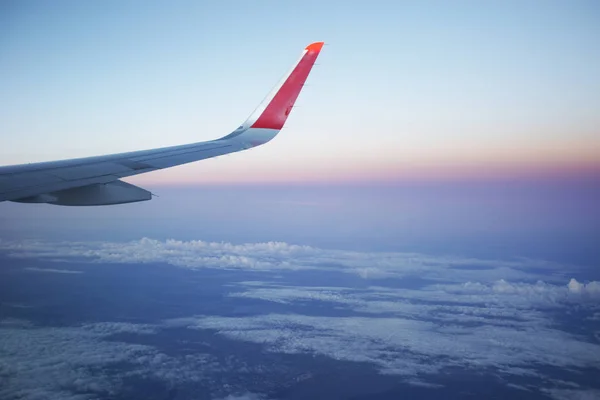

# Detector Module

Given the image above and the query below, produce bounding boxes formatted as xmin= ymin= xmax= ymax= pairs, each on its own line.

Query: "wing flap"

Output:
xmin=14 ymin=180 xmax=152 ymax=206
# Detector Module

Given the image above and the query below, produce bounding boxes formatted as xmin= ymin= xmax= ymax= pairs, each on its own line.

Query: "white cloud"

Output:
xmin=230 ymin=285 xmax=356 ymax=305
xmin=215 ymin=393 xmax=266 ymax=400
xmin=0 ymin=320 xmax=219 ymax=400
xmin=230 ymin=276 xmax=599 ymax=320
xmin=1 ymin=237 xmax=598 ymax=397
xmin=168 ymin=312 xmax=600 ymax=378
xmin=24 ymin=267 xmax=83 ymax=274
xmin=568 ymin=279 xmax=600 ymax=298
xmin=0 ymin=318 xmax=34 ymax=328
xmin=221 ymin=279 xmax=600 ymax=387
xmin=81 ymin=321 xmax=157 ymax=335
xmin=545 ymin=389 xmax=600 ymax=400
xmin=0 ymin=322 xmax=155 ymax=400
xmin=0 ymin=238 xmax=579 ymax=285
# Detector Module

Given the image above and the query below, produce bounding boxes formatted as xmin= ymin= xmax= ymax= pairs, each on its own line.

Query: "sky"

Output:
xmin=1 ymin=4 xmax=600 ymax=399
xmin=1 ymin=0 xmax=599 ymax=184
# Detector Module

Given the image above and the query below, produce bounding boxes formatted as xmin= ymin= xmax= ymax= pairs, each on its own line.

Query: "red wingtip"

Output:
xmin=305 ymin=42 xmax=325 ymax=52
xmin=249 ymin=42 xmax=324 ymax=130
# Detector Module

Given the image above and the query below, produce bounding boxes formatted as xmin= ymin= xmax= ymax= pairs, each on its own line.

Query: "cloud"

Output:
xmin=222 ymin=279 xmax=600 ymax=389
xmin=0 ymin=238 xmax=579 ymax=285
xmin=568 ymin=278 xmax=600 ymax=298
xmin=0 ymin=318 xmax=34 ymax=328
xmin=230 ymin=277 xmax=599 ymax=318
xmin=215 ymin=393 xmax=266 ymax=400
xmin=0 ymin=320 xmax=223 ymax=400
xmin=0 ymin=321 xmax=158 ymax=400
xmin=24 ymin=267 xmax=83 ymax=274
xmin=1 ymin=317 xmax=308 ymax=400
xmin=1 ymin=237 xmax=598 ymax=397
xmin=167 ymin=312 xmax=600 ymax=379
xmin=545 ymin=389 xmax=600 ymax=400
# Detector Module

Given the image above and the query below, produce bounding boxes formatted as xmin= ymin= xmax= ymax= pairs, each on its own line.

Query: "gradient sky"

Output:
xmin=2 ymin=5 xmax=600 ymax=399
xmin=1 ymin=0 xmax=599 ymax=183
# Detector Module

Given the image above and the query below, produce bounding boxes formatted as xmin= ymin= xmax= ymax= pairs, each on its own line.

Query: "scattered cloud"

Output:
xmin=215 ymin=393 xmax=266 ymax=400
xmin=568 ymin=278 xmax=600 ymax=298
xmin=25 ymin=267 xmax=83 ymax=274
xmin=0 ymin=238 xmax=579 ymax=284
xmin=168 ymin=312 xmax=600 ymax=378
xmin=1 ymin=237 xmax=598 ymax=398
xmin=223 ymin=278 xmax=600 ymax=390
xmin=0 ymin=318 xmax=34 ymax=328
xmin=0 ymin=320 xmax=244 ymax=400
xmin=545 ymin=389 xmax=600 ymax=400
xmin=0 ymin=321 xmax=161 ymax=400
xmin=230 ymin=277 xmax=599 ymax=318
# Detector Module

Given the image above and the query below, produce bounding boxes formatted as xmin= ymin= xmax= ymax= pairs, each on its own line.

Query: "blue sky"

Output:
xmin=1 ymin=0 xmax=599 ymax=183
xmin=1 ymin=5 xmax=600 ymax=398
xmin=1 ymin=1 xmax=598 ymax=265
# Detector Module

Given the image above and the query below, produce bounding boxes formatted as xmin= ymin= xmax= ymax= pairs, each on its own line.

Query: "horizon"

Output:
xmin=1 ymin=0 xmax=599 ymax=185
xmin=1 ymin=2 xmax=600 ymax=399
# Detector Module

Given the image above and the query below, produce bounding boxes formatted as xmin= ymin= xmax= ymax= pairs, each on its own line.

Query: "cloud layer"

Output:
xmin=210 ymin=278 xmax=600 ymax=379
xmin=1 ymin=237 xmax=599 ymax=399
xmin=0 ymin=319 xmax=259 ymax=400
xmin=0 ymin=237 xmax=584 ymax=285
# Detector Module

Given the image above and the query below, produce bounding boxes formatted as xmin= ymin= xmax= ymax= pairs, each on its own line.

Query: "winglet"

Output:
xmin=305 ymin=41 xmax=325 ymax=52
xmin=243 ymin=42 xmax=324 ymax=131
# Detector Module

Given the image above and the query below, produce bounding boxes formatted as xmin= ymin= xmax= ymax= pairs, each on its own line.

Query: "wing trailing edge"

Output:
xmin=13 ymin=180 xmax=151 ymax=206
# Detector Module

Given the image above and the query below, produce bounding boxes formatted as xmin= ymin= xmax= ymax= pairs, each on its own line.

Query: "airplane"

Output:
xmin=0 ymin=42 xmax=324 ymax=206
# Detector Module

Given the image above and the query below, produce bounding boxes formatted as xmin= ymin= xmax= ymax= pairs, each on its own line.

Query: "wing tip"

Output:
xmin=305 ymin=42 xmax=325 ymax=53
xmin=235 ymin=41 xmax=324 ymax=132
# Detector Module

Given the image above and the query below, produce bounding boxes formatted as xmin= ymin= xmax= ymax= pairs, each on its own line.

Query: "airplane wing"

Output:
xmin=0 ymin=42 xmax=324 ymax=206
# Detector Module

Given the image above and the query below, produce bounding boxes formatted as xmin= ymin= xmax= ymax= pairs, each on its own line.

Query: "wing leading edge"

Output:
xmin=0 ymin=42 xmax=324 ymax=206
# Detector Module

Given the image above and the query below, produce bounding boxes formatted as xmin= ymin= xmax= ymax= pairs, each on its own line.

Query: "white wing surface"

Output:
xmin=0 ymin=42 xmax=324 ymax=206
